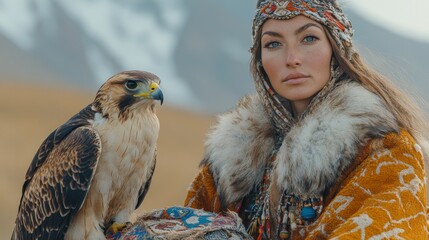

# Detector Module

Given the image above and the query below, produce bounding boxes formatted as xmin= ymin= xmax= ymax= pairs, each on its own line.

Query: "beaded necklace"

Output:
xmin=277 ymin=193 xmax=323 ymax=239
xmin=243 ymin=165 xmax=324 ymax=239
xmin=246 ymin=165 xmax=272 ymax=240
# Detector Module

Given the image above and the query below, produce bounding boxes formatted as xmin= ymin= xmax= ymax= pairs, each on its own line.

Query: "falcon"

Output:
xmin=11 ymin=70 xmax=164 ymax=240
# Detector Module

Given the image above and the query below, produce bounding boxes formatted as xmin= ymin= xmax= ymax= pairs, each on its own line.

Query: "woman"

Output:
xmin=185 ymin=0 xmax=429 ymax=239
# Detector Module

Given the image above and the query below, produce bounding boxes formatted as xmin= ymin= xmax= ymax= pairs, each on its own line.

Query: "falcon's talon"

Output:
xmin=106 ymin=222 xmax=130 ymax=235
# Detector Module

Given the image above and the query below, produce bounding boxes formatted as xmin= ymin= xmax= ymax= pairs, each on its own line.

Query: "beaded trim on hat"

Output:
xmin=251 ymin=0 xmax=354 ymax=59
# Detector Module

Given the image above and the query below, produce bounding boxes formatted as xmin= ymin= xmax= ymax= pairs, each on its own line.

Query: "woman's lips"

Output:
xmin=283 ymin=73 xmax=309 ymax=84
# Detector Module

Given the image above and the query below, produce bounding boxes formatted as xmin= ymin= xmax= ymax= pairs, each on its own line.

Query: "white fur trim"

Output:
xmin=203 ymin=81 xmax=399 ymax=206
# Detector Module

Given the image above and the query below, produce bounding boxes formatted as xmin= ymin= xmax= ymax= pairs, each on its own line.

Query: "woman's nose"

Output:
xmin=285 ymin=49 xmax=301 ymax=67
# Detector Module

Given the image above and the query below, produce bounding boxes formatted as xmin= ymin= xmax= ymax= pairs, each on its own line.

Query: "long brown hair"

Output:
xmin=324 ymin=26 xmax=429 ymax=146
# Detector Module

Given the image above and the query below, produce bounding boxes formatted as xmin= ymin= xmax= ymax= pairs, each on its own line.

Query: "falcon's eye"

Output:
xmin=125 ymin=80 xmax=138 ymax=90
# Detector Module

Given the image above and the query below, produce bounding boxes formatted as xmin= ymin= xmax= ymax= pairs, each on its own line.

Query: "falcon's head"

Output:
xmin=94 ymin=70 xmax=164 ymax=120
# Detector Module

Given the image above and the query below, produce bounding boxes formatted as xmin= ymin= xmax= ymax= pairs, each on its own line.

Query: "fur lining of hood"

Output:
xmin=202 ymin=81 xmax=399 ymax=208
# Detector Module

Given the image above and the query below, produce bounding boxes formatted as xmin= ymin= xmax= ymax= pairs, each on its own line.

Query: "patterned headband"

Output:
xmin=251 ymin=0 xmax=354 ymax=59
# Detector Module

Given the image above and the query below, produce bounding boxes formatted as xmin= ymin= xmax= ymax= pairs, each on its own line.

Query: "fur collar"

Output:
xmin=202 ymin=81 xmax=399 ymax=208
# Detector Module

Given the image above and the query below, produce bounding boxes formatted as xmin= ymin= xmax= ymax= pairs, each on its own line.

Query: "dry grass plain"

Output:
xmin=0 ymin=81 xmax=215 ymax=239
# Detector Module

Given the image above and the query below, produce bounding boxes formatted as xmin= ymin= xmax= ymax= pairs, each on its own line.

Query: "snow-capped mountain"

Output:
xmin=0 ymin=0 xmax=428 ymax=113
xmin=0 ymin=0 xmax=200 ymax=109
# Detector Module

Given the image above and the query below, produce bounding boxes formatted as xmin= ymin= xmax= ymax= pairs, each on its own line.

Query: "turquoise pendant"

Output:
xmin=301 ymin=206 xmax=316 ymax=220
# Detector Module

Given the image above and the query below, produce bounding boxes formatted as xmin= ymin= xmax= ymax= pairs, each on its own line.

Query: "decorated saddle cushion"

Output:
xmin=106 ymin=206 xmax=252 ymax=240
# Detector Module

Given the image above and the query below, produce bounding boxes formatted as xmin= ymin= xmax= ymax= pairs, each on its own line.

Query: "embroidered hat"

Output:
xmin=251 ymin=0 xmax=354 ymax=59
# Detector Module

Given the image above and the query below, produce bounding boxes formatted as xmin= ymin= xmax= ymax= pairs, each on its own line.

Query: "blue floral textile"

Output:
xmin=106 ymin=206 xmax=251 ymax=239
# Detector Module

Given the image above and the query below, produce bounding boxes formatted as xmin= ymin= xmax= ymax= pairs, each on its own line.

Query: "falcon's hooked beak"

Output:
xmin=133 ymin=82 xmax=164 ymax=105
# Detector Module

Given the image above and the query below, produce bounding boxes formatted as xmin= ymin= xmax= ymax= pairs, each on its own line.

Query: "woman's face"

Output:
xmin=261 ymin=16 xmax=332 ymax=114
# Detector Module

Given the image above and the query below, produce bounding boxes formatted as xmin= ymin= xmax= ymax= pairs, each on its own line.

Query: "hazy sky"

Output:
xmin=346 ymin=0 xmax=429 ymax=43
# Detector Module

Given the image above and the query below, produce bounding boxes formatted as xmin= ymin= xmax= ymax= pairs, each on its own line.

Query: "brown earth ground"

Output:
xmin=0 ymin=81 xmax=216 ymax=239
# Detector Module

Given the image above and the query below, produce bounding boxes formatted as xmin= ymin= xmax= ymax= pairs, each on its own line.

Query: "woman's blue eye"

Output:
xmin=264 ymin=41 xmax=281 ymax=48
xmin=303 ymin=36 xmax=318 ymax=43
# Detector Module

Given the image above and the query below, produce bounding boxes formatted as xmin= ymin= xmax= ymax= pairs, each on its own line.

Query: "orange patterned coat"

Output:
xmin=184 ymin=82 xmax=428 ymax=239
xmin=186 ymin=131 xmax=427 ymax=239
